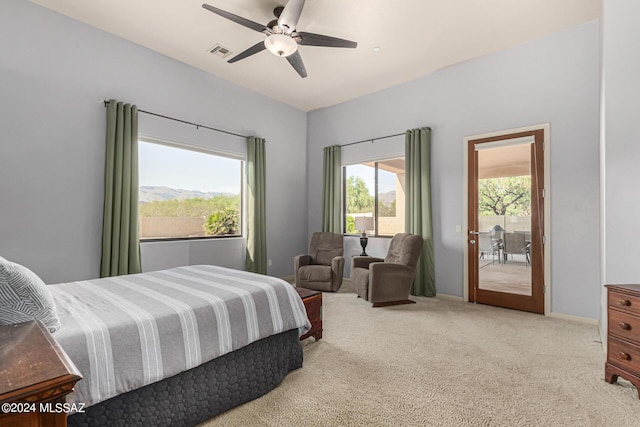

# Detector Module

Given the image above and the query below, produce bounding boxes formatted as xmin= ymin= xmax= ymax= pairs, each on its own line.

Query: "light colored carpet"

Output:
xmin=201 ymin=284 xmax=640 ymax=426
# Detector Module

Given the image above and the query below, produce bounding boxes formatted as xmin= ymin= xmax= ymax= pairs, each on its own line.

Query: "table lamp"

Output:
xmin=354 ymin=216 xmax=374 ymax=256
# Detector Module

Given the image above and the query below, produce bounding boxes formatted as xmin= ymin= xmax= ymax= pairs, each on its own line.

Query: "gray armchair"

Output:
xmin=294 ymin=232 xmax=344 ymax=292
xmin=350 ymin=233 xmax=423 ymax=307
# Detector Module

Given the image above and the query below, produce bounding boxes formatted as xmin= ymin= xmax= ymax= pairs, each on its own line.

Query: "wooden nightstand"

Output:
xmin=0 ymin=321 xmax=82 ymax=427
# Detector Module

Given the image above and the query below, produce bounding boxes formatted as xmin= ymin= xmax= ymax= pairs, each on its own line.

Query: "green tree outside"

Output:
xmin=479 ymin=176 xmax=531 ymax=216
xmin=345 ymin=176 xmax=374 ymax=213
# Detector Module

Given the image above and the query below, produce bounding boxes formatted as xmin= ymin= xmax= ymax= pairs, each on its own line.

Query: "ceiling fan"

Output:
xmin=202 ymin=0 xmax=357 ymax=78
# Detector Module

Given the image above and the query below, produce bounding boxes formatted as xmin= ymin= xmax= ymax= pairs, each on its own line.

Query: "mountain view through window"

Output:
xmin=138 ymin=140 xmax=242 ymax=240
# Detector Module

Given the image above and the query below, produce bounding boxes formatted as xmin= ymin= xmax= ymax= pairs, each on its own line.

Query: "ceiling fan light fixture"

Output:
xmin=202 ymin=1 xmax=357 ymax=78
xmin=264 ymin=34 xmax=298 ymax=57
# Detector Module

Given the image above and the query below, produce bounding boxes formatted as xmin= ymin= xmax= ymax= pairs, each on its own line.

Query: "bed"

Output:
xmin=43 ymin=265 xmax=310 ymax=426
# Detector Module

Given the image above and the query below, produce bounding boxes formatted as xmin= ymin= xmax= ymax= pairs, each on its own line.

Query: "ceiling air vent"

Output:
xmin=208 ymin=44 xmax=233 ymax=59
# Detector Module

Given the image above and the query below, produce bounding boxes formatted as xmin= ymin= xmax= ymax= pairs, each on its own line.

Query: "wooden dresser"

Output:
xmin=0 ymin=321 xmax=82 ymax=427
xmin=605 ymin=284 xmax=640 ymax=398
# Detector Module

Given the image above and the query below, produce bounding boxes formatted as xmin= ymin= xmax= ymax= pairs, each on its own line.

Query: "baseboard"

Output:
xmin=434 ymin=296 xmax=598 ymax=325
xmin=547 ymin=311 xmax=599 ymax=325
xmin=435 ymin=293 xmax=464 ymax=302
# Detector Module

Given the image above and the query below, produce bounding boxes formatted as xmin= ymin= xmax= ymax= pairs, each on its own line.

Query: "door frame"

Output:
xmin=462 ymin=123 xmax=551 ymax=315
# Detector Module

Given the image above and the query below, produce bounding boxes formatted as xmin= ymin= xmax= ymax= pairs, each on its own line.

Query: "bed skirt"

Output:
xmin=67 ymin=328 xmax=302 ymax=427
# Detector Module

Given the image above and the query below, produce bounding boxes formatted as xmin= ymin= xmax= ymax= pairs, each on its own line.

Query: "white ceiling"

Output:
xmin=31 ymin=0 xmax=600 ymax=111
xmin=478 ymin=144 xmax=531 ymax=179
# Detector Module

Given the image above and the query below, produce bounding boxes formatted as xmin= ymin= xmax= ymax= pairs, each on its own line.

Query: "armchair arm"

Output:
xmin=369 ymin=263 xmax=416 ymax=304
xmin=294 ymin=254 xmax=312 ymax=267
xmin=351 ymin=256 xmax=384 ymax=270
xmin=293 ymin=254 xmax=312 ymax=286
xmin=331 ymin=256 xmax=345 ymax=286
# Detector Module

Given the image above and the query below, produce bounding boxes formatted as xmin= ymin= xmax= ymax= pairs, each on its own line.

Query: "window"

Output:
xmin=138 ymin=140 xmax=243 ymax=240
xmin=343 ymin=158 xmax=405 ymax=236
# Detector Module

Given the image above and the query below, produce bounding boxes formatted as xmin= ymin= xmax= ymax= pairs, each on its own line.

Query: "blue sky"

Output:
xmin=346 ymin=164 xmax=397 ymax=195
xmin=139 ymin=141 xmax=396 ymax=196
xmin=138 ymin=141 xmax=241 ymax=194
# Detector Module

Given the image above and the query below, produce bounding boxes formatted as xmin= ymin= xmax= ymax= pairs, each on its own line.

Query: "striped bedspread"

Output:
xmin=49 ymin=265 xmax=310 ymax=408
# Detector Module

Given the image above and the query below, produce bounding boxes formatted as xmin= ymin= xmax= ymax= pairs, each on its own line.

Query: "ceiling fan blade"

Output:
xmin=296 ymin=32 xmax=357 ymax=48
xmin=278 ymin=0 xmax=305 ymax=34
xmin=202 ymin=4 xmax=266 ymax=33
xmin=286 ymin=50 xmax=307 ymax=78
xmin=228 ymin=42 xmax=266 ymax=63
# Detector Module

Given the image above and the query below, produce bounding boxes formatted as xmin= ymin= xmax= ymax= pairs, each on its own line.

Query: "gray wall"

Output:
xmin=601 ymin=1 xmax=640 ymax=332
xmin=307 ymin=22 xmax=601 ymax=319
xmin=0 ymin=0 xmax=606 ymax=320
xmin=0 ymin=0 xmax=307 ymax=283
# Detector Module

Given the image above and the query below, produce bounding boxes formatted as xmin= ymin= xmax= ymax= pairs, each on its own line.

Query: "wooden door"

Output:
xmin=468 ymin=130 xmax=544 ymax=314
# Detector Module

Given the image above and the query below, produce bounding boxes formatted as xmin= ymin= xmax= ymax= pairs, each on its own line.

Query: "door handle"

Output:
xmin=470 ymin=240 xmax=476 ymax=244
xmin=469 ymin=230 xmax=480 ymax=235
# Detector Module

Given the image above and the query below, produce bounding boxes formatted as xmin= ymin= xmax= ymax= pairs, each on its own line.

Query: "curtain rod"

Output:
xmin=339 ymin=132 xmax=405 ymax=148
xmin=102 ymin=100 xmax=249 ymax=139
xmin=339 ymin=127 xmax=431 ymax=148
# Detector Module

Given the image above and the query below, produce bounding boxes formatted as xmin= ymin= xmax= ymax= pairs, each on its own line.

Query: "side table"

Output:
xmin=295 ymin=287 xmax=323 ymax=341
xmin=0 ymin=320 xmax=82 ymax=427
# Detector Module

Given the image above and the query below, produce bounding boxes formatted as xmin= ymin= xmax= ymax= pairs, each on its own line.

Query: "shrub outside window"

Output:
xmin=138 ymin=140 xmax=242 ymax=240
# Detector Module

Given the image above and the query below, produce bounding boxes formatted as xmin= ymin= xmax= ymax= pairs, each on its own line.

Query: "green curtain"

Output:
xmin=322 ymin=145 xmax=342 ymax=233
xmin=246 ymin=136 xmax=267 ymax=274
xmin=405 ymin=127 xmax=435 ymax=296
xmin=100 ymin=100 xmax=141 ymax=277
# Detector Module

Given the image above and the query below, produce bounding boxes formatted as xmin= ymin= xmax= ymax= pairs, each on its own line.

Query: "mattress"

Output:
xmin=49 ymin=265 xmax=310 ymax=409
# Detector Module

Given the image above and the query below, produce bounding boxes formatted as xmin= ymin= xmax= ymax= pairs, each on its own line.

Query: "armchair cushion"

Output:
xmin=298 ymin=265 xmax=332 ymax=282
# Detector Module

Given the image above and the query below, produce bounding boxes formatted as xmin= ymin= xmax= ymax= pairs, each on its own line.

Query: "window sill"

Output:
xmin=343 ymin=234 xmax=394 ymax=239
xmin=140 ymin=235 xmax=243 ymax=243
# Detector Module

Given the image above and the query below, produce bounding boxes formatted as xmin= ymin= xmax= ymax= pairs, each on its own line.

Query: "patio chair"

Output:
xmin=503 ymin=232 xmax=528 ymax=266
xmin=490 ymin=225 xmax=505 ymax=263
xmin=479 ymin=232 xmax=500 ymax=264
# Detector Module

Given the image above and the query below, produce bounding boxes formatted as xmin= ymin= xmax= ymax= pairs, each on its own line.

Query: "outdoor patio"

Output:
xmin=479 ymin=254 xmax=531 ymax=296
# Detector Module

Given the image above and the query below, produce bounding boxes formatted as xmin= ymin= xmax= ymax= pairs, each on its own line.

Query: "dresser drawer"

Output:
xmin=609 ymin=289 xmax=640 ymax=316
xmin=608 ymin=308 xmax=640 ymax=343
xmin=609 ymin=336 xmax=640 ymax=375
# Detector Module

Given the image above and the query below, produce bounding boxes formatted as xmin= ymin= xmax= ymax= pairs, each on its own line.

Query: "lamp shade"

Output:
xmin=354 ymin=216 xmax=374 ymax=232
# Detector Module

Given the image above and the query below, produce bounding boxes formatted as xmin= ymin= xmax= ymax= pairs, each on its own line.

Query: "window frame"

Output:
xmin=342 ymin=157 xmax=404 ymax=238
xmin=138 ymin=137 xmax=245 ymax=242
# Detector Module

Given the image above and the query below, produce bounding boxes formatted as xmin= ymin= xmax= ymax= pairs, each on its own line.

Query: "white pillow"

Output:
xmin=0 ymin=257 xmax=61 ymax=333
